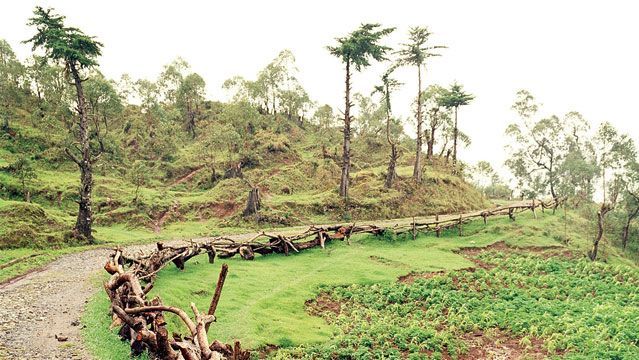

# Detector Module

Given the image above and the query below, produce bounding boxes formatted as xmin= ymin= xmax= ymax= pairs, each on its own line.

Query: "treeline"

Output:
xmin=504 ymin=90 xmax=639 ymax=260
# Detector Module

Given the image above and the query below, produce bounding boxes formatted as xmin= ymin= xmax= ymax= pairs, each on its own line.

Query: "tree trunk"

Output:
xmin=384 ymin=82 xmax=397 ymax=189
xmin=385 ymin=143 xmax=398 ymax=189
xmin=70 ymin=63 xmax=94 ymax=243
xmin=427 ymin=124 xmax=435 ymax=161
xmin=242 ymin=187 xmax=261 ymax=217
xmin=452 ymin=106 xmax=458 ymax=165
xmin=413 ymin=66 xmax=423 ymax=182
xmin=339 ymin=60 xmax=352 ymax=198
xmin=590 ymin=209 xmax=605 ymax=261
xmin=622 ymin=205 xmax=639 ymax=251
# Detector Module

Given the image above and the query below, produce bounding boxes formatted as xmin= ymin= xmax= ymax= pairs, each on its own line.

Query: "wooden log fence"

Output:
xmin=102 ymin=197 xmax=564 ymax=359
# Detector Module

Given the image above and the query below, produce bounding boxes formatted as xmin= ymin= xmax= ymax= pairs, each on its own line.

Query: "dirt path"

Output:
xmin=0 ymin=201 xmax=533 ymax=359
xmin=0 ymin=248 xmax=109 ymax=359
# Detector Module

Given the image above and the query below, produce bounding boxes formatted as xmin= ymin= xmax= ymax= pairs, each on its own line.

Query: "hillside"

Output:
xmin=0 ymin=103 xmax=487 ymax=252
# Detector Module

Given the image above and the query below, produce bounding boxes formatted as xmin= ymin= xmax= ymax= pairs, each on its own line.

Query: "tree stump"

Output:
xmin=242 ymin=188 xmax=261 ymax=217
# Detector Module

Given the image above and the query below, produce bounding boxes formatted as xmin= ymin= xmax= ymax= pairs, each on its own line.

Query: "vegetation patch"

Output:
xmin=274 ymin=251 xmax=639 ymax=359
xmin=0 ymin=199 xmax=69 ymax=248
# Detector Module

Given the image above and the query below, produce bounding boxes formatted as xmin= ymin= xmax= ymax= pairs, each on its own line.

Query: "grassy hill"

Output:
xmin=0 ymin=101 xmax=487 ymax=283
xmin=0 ymin=105 xmax=486 ymax=245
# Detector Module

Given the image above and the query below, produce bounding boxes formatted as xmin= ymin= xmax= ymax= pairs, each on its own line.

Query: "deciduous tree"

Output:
xmin=589 ymin=122 xmax=635 ymax=260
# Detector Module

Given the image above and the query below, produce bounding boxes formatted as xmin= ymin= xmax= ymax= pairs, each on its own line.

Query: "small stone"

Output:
xmin=55 ymin=334 xmax=68 ymax=342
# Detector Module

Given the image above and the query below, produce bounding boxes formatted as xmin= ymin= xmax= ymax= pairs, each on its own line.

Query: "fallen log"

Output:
xmin=104 ymin=247 xmax=244 ymax=359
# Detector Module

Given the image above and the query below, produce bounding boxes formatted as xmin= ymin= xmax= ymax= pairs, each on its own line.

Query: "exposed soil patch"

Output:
xmin=398 ymin=270 xmax=446 ymax=284
xmin=458 ymin=329 xmax=549 ymax=360
xmin=305 ymin=292 xmax=342 ymax=317
xmin=211 ymin=201 xmax=239 ymax=218
xmin=153 ymin=202 xmax=180 ymax=233
xmin=257 ymin=344 xmax=280 ymax=358
xmin=171 ymin=166 xmax=204 ymax=186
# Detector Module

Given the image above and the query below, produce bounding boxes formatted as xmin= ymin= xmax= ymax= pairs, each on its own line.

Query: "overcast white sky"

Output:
xmin=2 ymin=1 xmax=638 ymax=179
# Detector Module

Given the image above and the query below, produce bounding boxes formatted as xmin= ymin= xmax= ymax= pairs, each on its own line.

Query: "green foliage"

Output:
xmin=439 ymin=82 xmax=474 ymax=110
xmin=25 ymin=7 xmax=102 ymax=69
xmin=506 ymin=91 xmax=597 ymax=200
xmin=328 ymin=24 xmax=395 ymax=71
xmin=395 ymin=26 xmax=445 ymax=68
xmin=276 ymin=252 xmax=639 ymax=359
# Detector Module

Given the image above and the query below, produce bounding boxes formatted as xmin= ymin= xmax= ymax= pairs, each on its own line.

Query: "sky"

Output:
xmin=2 ymin=0 xmax=638 ymax=180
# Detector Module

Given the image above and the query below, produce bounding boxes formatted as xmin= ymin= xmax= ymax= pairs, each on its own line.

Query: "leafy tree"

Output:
xmin=506 ymin=90 xmax=566 ymax=203
xmin=0 ymin=39 xmax=27 ymax=130
xmin=437 ymin=115 xmax=470 ymax=162
xmin=158 ymin=57 xmax=189 ymax=103
xmin=25 ymin=6 xmax=103 ymax=242
xmin=619 ymin=161 xmax=639 ymax=251
xmin=589 ymin=122 xmax=635 ymax=260
xmin=223 ymin=50 xmax=302 ymax=117
xmin=9 ymin=157 xmax=37 ymax=202
xmin=26 ymin=55 xmax=69 ymax=124
xmin=328 ymin=23 xmax=394 ymax=197
xmin=396 ymin=26 xmax=445 ymax=182
xmin=312 ymin=104 xmax=335 ymax=133
xmin=85 ymin=72 xmax=123 ymax=134
xmin=176 ymin=72 xmax=206 ymax=138
xmin=556 ymin=112 xmax=598 ymax=207
xmin=258 ymin=49 xmax=297 ymax=115
xmin=353 ymin=93 xmax=385 ymax=138
xmin=279 ymin=83 xmax=311 ymax=125
xmin=373 ymin=68 xmax=402 ymax=188
xmin=440 ymin=82 xmax=474 ymax=166
xmin=421 ymin=84 xmax=447 ymax=161
xmin=469 ymin=161 xmax=511 ymax=199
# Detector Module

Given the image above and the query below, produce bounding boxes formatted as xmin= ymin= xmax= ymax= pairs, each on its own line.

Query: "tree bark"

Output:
xmin=69 ymin=63 xmax=94 ymax=243
xmin=413 ymin=66 xmax=423 ymax=182
xmin=622 ymin=205 xmax=639 ymax=251
xmin=242 ymin=188 xmax=261 ymax=217
xmin=339 ymin=59 xmax=352 ymax=198
xmin=427 ymin=124 xmax=435 ymax=161
xmin=452 ymin=106 xmax=458 ymax=165
xmin=384 ymin=82 xmax=397 ymax=189
xmin=385 ymin=143 xmax=398 ymax=189
xmin=590 ymin=203 xmax=612 ymax=261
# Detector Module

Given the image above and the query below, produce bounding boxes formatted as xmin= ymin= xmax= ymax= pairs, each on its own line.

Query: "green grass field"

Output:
xmin=82 ymin=210 xmax=604 ymax=359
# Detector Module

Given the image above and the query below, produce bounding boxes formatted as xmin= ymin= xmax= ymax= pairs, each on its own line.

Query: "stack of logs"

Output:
xmin=102 ymin=198 xmax=563 ymax=359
